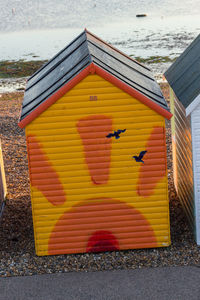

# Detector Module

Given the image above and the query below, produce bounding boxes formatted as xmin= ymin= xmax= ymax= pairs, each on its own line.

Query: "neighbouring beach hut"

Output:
xmin=164 ymin=34 xmax=200 ymax=244
xmin=18 ymin=29 xmax=172 ymax=256
xmin=0 ymin=140 xmax=7 ymax=217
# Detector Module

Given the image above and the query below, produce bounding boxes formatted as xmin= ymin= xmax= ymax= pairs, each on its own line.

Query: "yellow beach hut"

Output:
xmin=18 ymin=30 xmax=172 ymax=256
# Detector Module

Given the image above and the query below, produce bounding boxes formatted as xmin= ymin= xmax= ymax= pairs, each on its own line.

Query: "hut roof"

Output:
xmin=19 ymin=29 xmax=171 ymax=128
xmin=165 ymin=34 xmax=200 ymax=112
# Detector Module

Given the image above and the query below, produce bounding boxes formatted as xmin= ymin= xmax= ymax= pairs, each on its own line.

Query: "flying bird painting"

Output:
xmin=133 ymin=150 xmax=147 ymax=163
xmin=106 ymin=129 xmax=126 ymax=139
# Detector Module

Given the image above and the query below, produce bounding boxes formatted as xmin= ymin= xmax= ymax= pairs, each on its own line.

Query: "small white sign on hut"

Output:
xmin=165 ymin=33 xmax=200 ymax=244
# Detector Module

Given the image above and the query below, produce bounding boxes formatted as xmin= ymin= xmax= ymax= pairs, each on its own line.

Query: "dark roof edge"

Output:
xmin=22 ymin=56 xmax=91 ymax=115
xmin=91 ymin=57 xmax=167 ymax=106
xmin=19 ymin=63 xmax=93 ymax=128
xmin=85 ymin=28 xmax=151 ymax=72
xmin=27 ymin=30 xmax=87 ymax=82
xmin=19 ymin=62 xmax=172 ymax=128
xmin=26 ymin=38 xmax=89 ymax=92
xmin=164 ymin=33 xmax=200 ymax=82
xmin=88 ymin=39 xmax=155 ymax=83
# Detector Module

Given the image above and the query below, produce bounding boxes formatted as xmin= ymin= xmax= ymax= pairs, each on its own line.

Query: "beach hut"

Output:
xmin=0 ymin=140 xmax=7 ymax=217
xmin=18 ymin=29 xmax=172 ymax=256
xmin=164 ymin=34 xmax=200 ymax=244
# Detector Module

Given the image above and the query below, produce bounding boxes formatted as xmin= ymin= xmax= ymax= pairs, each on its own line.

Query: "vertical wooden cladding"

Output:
xmin=0 ymin=141 xmax=7 ymax=205
xmin=164 ymin=33 xmax=200 ymax=244
xmin=191 ymin=105 xmax=200 ymax=243
xmin=26 ymin=74 xmax=170 ymax=256
xmin=173 ymin=96 xmax=194 ymax=227
xmin=169 ymin=87 xmax=178 ymax=190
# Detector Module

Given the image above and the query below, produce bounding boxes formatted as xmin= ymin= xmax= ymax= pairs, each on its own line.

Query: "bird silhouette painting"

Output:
xmin=106 ymin=129 xmax=126 ymax=139
xmin=133 ymin=150 xmax=147 ymax=163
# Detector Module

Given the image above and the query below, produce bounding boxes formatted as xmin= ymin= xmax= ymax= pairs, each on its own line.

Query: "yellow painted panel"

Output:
xmin=37 ymin=230 xmax=170 ymax=242
xmin=30 ymin=178 xmax=166 ymax=192
xmin=26 ymin=74 xmax=170 ymax=256
xmin=27 ymin=120 xmax=164 ymax=135
xmin=28 ymin=114 xmax=162 ymax=130
xmin=36 ymin=216 xmax=169 ymax=229
xmin=0 ymin=141 xmax=7 ymax=198
xmin=169 ymin=87 xmax=175 ymax=136
xmin=27 ymin=127 xmax=165 ymax=141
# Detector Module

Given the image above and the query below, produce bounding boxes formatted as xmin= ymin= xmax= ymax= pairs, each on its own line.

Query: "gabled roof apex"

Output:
xmin=19 ymin=30 xmax=171 ymax=128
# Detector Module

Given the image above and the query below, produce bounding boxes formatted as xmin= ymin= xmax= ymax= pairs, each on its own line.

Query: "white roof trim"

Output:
xmin=186 ymin=93 xmax=200 ymax=117
xmin=191 ymin=111 xmax=200 ymax=245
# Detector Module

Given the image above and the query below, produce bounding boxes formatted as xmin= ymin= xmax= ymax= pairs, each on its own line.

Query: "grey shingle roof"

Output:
xmin=20 ymin=30 xmax=169 ymax=122
xmin=164 ymin=34 xmax=200 ymax=109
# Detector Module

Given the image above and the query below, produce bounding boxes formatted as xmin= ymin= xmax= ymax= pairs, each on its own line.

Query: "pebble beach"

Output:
xmin=0 ymin=0 xmax=200 ymax=279
xmin=0 ymin=84 xmax=199 ymax=278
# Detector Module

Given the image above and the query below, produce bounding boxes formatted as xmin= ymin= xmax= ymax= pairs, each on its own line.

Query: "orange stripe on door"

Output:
xmin=27 ymin=135 xmax=66 ymax=206
xmin=137 ymin=127 xmax=166 ymax=197
xmin=77 ymin=115 xmax=112 ymax=185
xmin=48 ymin=198 xmax=157 ymax=255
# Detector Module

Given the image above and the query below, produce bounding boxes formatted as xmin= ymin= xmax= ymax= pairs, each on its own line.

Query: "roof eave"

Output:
xmin=185 ymin=93 xmax=200 ymax=117
xmin=18 ymin=63 xmax=93 ymax=128
xmin=94 ymin=64 xmax=172 ymax=120
xmin=85 ymin=29 xmax=151 ymax=72
xmin=18 ymin=62 xmax=172 ymax=128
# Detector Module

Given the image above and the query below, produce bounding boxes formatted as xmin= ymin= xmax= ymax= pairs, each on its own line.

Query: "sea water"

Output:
xmin=0 ymin=0 xmax=200 ymax=71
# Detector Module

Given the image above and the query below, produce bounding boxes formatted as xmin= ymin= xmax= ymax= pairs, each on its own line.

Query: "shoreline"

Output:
xmin=0 ymin=56 xmax=175 ymax=78
xmin=0 ymin=57 xmax=171 ymax=93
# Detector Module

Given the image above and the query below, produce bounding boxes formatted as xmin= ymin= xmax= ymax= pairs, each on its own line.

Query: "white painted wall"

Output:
xmin=191 ymin=105 xmax=200 ymax=245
